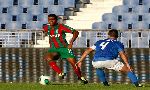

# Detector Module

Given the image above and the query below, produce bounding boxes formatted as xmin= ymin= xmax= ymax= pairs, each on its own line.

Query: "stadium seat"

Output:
xmin=48 ymin=5 xmax=65 ymax=16
xmin=6 ymin=21 xmax=22 ymax=30
xmin=0 ymin=14 xmax=11 ymax=23
xmin=133 ymin=5 xmax=149 ymax=14
xmin=0 ymin=0 xmax=13 ymax=7
xmin=132 ymin=21 xmax=149 ymax=30
xmin=18 ymin=0 xmax=33 ymax=7
xmin=18 ymin=13 xmax=32 ymax=22
xmin=143 ymin=0 xmax=150 ymax=5
xmin=3 ymin=37 xmax=21 ymax=47
xmin=58 ymin=0 xmax=75 ymax=8
xmin=131 ymin=37 xmax=139 ymax=48
xmin=143 ymin=13 xmax=150 ymax=22
xmin=18 ymin=32 xmax=32 ymax=40
xmin=122 ymin=13 xmax=138 ymax=22
xmin=28 ymin=5 xmax=43 ymax=15
xmin=38 ymin=14 xmax=48 ymax=23
xmin=139 ymin=37 xmax=149 ymax=48
xmin=102 ymin=13 xmax=117 ymax=22
xmin=92 ymin=22 xmax=107 ymax=30
xmin=120 ymin=37 xmax=129 ymax=48
xmin=8 ymin=6 xmax=22 ymax=15
xmin=27 ymin=21 xmax=43 ymax=30
xmin=111 ymin=22 xmax=128 ymax=30
xmin=141 ymin=31 xmax=149 ymax=37
xmin=121 ymin=31 xmax=131 ymax=38
xmin=131 ymin=31 xmax=139 ymax=37
xmin=112 ymin=5 xmax=129 ymax=14
xmin=39 ymin=0 xmax=54 ymax=6
xmin=123 ymin=0 xmax=140 ymax=5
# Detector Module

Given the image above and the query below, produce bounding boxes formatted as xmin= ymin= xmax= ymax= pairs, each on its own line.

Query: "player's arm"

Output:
xmin=76 ymin=47 xmax=94 ymax=66
xmin=69 ymin=30 xmax=79 ymax=45
xmin=43 ymin=25 xmax=48 ymax=36
xmin=119 ymin=51 xmax=132 ymax=71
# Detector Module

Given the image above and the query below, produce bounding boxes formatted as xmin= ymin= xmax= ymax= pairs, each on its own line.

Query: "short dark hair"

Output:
xmin=108 ymin=29 xmax=118 ymax=38
xmin=48 ymin=14 xmax=57 ymax=20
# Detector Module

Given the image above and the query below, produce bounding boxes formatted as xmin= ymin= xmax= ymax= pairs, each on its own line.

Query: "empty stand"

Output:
xmin=48 ymin=5 xmax=65 ymax=16
xmin=58 ymin=0 xmax=75 ymax=8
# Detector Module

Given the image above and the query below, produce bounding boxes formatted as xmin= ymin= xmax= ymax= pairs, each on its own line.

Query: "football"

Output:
xmin=39 ymin=75 xmax=51 ymax=85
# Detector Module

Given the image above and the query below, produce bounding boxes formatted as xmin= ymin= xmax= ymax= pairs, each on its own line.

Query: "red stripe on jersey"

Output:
xmin=43 ymin=25 xmax=48 ymax=32
xmin=50 ymin=29 xmax=59 ymax=48
xmin=58 ymin=26 xmax=66 ymax=47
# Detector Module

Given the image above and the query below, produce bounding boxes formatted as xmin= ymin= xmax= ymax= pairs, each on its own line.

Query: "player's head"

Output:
xmin=108 ymin=29 xmax=118 ymax=38
xmin=48 ymin=14 xmax=58 ymax=26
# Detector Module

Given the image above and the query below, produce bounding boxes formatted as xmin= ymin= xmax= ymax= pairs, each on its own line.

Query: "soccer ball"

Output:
xmin=39 ymin=75 xmax=51 ymax=85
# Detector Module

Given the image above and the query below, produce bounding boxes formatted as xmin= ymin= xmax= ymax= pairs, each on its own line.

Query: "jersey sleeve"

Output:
xmin=43 ymin=24 xmax=48 ymax=32
xmin=116 ymin=42 xmax=124 ymax=52
xmin=61 ymin=24 xmax=76 ymax=33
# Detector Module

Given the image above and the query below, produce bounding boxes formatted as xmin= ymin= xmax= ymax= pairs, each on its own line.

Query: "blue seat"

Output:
xmin=143 ymin=0 xmax=150 ymax=5
xmin=0 ymin=14 xmax=11 ymax=23
xmin=123 ymin=0 xmax=139 ymax=5
xmin=28 ymin=5 xmax=43 ymax=15
xmin=92 ymin=22 xmax=107 ymax=30
xmin=102 ymin=13 xmax=117 ymax=22
xmin=48 ymin=5 xmax=65 ymax=15
xmin=122 ymin=13 xmax=138 ymax=22
xmin=38 ymin=14 xmax=48 ymax=23
xmin=39 ymin=0 xmax=54 ymax=6
xmin=58 ymin=0 xmax=75 ymax=8
xmin=6 ymin=21 xmax=22 ymax=30
xmin=0 ymin=0 xmax=13 ymax=7
xmin=132 ymin=21 xmax=149 ymax=30
xmin=112 ymin=5 xmax=129 ymax=14
xmin=111 ymin=22 xmax=128 ymax=30
xmin=8 ymin=6 xmax=22 ymax=15
xmin=143 ymin=13 xmax=150 ymax=22
xmin=133 ymin=5 xmax=149 ymax=14
xmin=18 ymin=13 xmax=32 ymax=22
xmin=27 ymin=21 xmax=42 ymax=30
xmin=18 ymin=0 xmax=33 ymax=7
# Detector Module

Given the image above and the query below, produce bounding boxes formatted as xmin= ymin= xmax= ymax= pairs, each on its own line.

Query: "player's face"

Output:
xmin=48 ymin=17 xmax=57 ymax=26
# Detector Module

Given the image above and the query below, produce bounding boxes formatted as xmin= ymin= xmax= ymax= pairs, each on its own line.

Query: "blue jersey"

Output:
xmin=92 ymin=38 xmax=124 ymax=61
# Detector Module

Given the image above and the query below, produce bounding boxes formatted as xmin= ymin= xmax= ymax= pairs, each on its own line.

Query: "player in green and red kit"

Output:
xmin=43 ymin=14 xmax=88 ymax=84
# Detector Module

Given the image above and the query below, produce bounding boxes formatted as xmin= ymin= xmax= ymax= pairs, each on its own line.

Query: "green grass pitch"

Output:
xmin=0 ymin=83 xmax=149 ymax=90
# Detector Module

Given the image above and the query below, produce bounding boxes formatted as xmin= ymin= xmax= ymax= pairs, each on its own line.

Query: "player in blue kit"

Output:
xmin=76 ymin=29 xmax=143 ymax=87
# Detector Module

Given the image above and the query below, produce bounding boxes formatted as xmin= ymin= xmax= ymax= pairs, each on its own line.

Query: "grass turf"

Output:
xmin=0 ymin=83 xmax=149 ymax=90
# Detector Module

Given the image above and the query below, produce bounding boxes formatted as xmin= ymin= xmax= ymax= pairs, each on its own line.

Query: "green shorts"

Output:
xmin=48 ymin=48 xmax=75 ymax=59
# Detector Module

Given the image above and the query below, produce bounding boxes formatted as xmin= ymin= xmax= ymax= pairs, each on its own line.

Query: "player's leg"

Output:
xmin=44 ymin=52 xmax=64 ymax=78
xmin=67 ymin=58 xmax=88 ymax=84
xmin=109 ymin=60 xmax=143 ymax=87
xmin=120 ymin=65 xmax=143 ymax=87
xmin=96 ymin=68 xmax=109 ymax=86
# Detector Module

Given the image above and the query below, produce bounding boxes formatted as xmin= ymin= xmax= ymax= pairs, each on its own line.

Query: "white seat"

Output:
xmin=18 ymin=32 xmax=32 ymax=40
xmin=28 ymin=5 xmax=43 ymax=15
xmin=102 ymin=13 xmax=117 ymax=22
xmin=18 ymin=13 xmax=32 ymax=22
xmin=8 ymin=6 xmax=22 ymax=15
xmin=131 ymin=31 xmax=139 ymax=37
xmin=0 ymin=0 xmax=13 ymax=7
xmin=141 ymin=31 xmax=149 ymax=37
xmin=123 ymin=0 xmax=140 ymax=5
xmin=143 ymin=13 xmax=150 ymax=22
xmin=73 ymin=37 xmax=87 ymax=48
xmin=18 ymin=0 xmax=33 ymax=7
xmin=48 ymin=5 xmax=65 ymax=15
xmin=112 ymin=5 xmax=129 ymax=14
xmin=120 ymin=37 xmax=129 ymax=48
xmin=58 ymin=0 xmax=75 ymax=8
xmin=3 ymin=37 xmax=21 ymax=47
xmin=6 ymin=21 xmax=22 ymax=30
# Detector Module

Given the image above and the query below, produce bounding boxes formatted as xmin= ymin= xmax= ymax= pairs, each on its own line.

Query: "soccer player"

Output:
xmin=76 ymin=29 xmax=143 ymax=87
xmin=43 ymin=14 xmax=88 ymax=84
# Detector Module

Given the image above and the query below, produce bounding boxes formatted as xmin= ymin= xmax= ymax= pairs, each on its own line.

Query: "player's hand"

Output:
xmin=68 ymin=43 xmax=73 ymax=49
xmin=75 ymin=62 xmax=82 ymax=68
xmin=126 ymin=64 xmax=133 ymax=71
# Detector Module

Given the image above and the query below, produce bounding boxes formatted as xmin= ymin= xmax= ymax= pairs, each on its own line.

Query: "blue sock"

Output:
xmin=127 ymin=71 xmax=138 ymax=84
xmin=96 ymin=69 xmax=107 ymax=82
